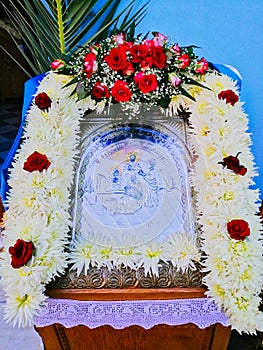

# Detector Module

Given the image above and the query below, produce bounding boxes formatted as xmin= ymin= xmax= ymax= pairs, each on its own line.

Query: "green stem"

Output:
xmin=56 ymin=0 xmax=65 ymax=54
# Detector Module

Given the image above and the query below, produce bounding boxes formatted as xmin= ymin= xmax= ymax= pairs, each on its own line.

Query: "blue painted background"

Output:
xmin=131 ymin=0 xmax=263 ymax=198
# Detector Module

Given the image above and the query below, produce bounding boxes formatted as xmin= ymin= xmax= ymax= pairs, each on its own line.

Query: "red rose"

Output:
xmin=50 ymin=59 xmax=65 ymax=71
xmin=134 ymin=73 xmax=158 ymax=94
xmin=111 ymin=80 xmax=131 ymax=102
xmin=23 ymin=151 xmax=51 ymax=172
xmin=218 ymin=90 xmax=239 ymax=106
xmin=35 ymin=92 xmax=52 ymax=111
xmin=195 ymin=58 xmax=209 ymax=74
xmin=227 ymin=219 xmax=250 ymax=241
xmin=144 ymin=39 xmax=156 ymax=50
xmin=130 ymin=44 xmax=149 ymax=63
xmin=119 ymin=42 xmax=133 ymax=52
xmin=9 ymin=239 xmax=35 ymax=269
xmin=219 ymin=154 xmax=247 ymax=176
xmin=123 ymin=61 xmax=134 ymax=76
xmin=104 ymin=47 xmax=128 ymax=71
xmin=178 ymin=53 xmax=190 ymax=69
xmin=84 ymin=52 xmax=97 ymax=78
xmin=91 ymin=82 xmax=110 ymax=100
xmin=140 ymin=56 xmax=153 ymax=71
xmin=152 ymin=46 xmax=167 ymax=69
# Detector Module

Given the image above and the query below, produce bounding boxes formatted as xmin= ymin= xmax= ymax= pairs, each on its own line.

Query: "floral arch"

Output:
xmin=0 ymin=32 xmax=262 ymax=333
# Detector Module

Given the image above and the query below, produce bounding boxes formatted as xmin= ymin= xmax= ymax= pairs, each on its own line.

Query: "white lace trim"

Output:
xmin=34 ymin=297 xmax=229 ymax=329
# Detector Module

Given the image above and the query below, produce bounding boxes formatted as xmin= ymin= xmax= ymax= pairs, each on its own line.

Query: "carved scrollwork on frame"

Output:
xmin=47 ymin=262 xmax=204 ymax=290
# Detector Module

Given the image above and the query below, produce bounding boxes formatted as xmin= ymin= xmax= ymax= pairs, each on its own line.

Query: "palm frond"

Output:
xmin=0 ymin=0 xmax=149 ymax=76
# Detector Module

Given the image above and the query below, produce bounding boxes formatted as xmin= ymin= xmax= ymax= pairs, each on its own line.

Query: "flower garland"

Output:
xmin=0 ymin=33 xmax=262 ymax=333
xmin=186 ymin=73 xmax=263 ymax=333
xmin=0 ymin=73 xmax=83 ymax=327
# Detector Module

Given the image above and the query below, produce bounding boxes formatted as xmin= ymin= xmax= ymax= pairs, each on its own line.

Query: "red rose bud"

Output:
xmin=140 ymin=57 xmax=153 ymax=71
xmin=84 ymin=52 xmax=97 ymax=78
xmin=219 ymin=154 xmax=247 ymax=176
xmin=134 ymin=73 xmax=158 ymax=94
xmin=9 ymin=239 xmax=35 ymax=269
xmin=143 ymin=39 xmax=156 ymax=50
xmin=104 ymin=47 xmax=128 ymax=71
xmin=119 ymin=42 xmax=133 ymax=52
xmin=123 ymin=61 xmax=135 ymax=76
xmin=91 ymin=82 xmax=110 ymax=100
xmin=50 ymin=59 xmax=65 ymax=71
xmin=227 ymin=219 xmax=250 ymax=241
xmin=236 ymin=165 xmax=247 ymax=176
xmin=195 ymin=58 xmax=209 ymax=74
xmin=152 ymin=46 xmax=167 ymax=69
xmin=111 ymin=80 xmax=132 ymax=102
xmin=35 ymin=92 xmax=52 ymax=111
xmin=178 ymin=54 xmax=190 ymax=69
xmin=23 ymin=151 xmax=51 ymax=172
xmin=218 ymin=89 xmax=239 ymax=106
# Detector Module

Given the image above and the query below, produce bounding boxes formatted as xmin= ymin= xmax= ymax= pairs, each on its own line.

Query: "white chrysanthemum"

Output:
xmin=0 ymin=262 xmax=45 ymax=291
xmin=69 ymin=238 xmax=99 ymax=275
xmin=110 ymin=247 xmax=140 ymax=270
xmin=202 ymin=71 xmax=239 ymax=95
xmin=162 ymin=233 xmax=200 ymax=271
xmin=1 ymin=72 xmax=81 ymax=328
xmin=138 ymin=241 xmax=164 ymax=276
xmin=4 ymin=286 xmax=47 ymax=328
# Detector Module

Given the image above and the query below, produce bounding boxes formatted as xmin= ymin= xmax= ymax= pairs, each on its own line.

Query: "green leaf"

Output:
xmin=180 ymin=88 xmax=196 ymax=101
xmin=0 ymin=0 xmax=149 ymax=76
xmin=159 ymin=97 xmax=171 ymax=108
xmin=184 ymin=76 xmax=211 ymax=90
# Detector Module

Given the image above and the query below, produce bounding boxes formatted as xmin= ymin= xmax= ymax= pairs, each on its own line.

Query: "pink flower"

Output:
xmin=195 ymin=58 xmax=209 ymax=74
xmin=169 ymin=73 xmax=182 ymax=87
xmin=178 ymin=54 xmax=190 ymax=69
xmin=112 ymin=33 xmax=126 ymax=45
xmin=153 ymin=32 xmax=167 ymax=46
xmin=84 ymin=52 xmax=97 ymax=78
xmin=50 ymin=59 xmax=65 ymax=71
xmin=171 ymin=44 xmax=181 ymax=55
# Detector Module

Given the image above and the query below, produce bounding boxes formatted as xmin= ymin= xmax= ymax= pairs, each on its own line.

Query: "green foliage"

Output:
xmin=1 ymin=0 xmax=148 ymax=76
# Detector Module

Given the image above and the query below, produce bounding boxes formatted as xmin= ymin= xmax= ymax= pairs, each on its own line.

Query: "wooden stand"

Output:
xmin=35 ymin=288 xmax=231 ymax=350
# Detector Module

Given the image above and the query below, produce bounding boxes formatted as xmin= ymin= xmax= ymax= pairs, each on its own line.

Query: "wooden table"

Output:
xmin=35 ymin=287 xmax=231 ymax=350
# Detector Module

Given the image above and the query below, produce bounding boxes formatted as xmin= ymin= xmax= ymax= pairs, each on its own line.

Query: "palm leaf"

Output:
xmin=0 ymin=0 xmax=149 ymax=76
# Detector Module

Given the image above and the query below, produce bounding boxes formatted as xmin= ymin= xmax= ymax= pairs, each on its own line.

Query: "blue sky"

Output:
xmin=131 ymin=0 xmax=263 ymax=197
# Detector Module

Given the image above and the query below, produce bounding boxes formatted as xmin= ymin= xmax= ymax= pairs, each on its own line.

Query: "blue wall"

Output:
xmin=134 ymin=0 xmax=263 ymax=198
